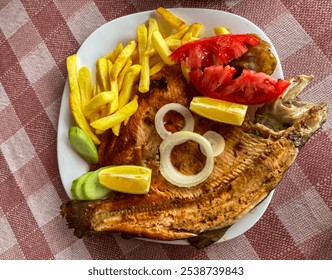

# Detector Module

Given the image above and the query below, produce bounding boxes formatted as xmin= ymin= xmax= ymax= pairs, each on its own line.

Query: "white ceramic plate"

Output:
xmin=57 ymin=8 xmax=284 ymax=245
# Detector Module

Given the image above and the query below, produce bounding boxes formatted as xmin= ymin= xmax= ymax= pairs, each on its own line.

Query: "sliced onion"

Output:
xmin=159 ymin=131 xmax=214 ymax=188
xmin=201 ymin=130 xmax=225 ymax=157
xmin=155 ymin=103 xmax=194 ymax=139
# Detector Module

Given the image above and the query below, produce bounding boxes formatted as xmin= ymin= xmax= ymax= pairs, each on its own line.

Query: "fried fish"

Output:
xmin=60 ymin=65 xmax=327 ymax=247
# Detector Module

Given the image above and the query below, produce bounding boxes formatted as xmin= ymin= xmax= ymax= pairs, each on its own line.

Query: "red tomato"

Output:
xmin=189 ymin=65 xmax=236 ymax=94
xmin=170 ymin=34 xmax=260 ymax=68
xmin=189 ymin=66 xmax=291 ymax=105
xmin=169 ymin=34 xmax=290 ymax=105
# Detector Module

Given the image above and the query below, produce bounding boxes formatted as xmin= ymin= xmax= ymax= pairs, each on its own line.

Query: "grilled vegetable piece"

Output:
xmin=231 ymin=34 xmax=277 ymax=75
xmin=169 ymin=34 xmax=260 ymax=68
xmin=61 ymin=66 xmax=327 ymax=247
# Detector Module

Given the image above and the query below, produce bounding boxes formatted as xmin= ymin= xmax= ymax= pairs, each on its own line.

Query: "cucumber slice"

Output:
xmin=70 ymin=171 xmax=93 ymax=200
xmin=82 ymin=167 xmax=112 ymax=200
xmin=68 ymin=126 xmax=98 ymax=163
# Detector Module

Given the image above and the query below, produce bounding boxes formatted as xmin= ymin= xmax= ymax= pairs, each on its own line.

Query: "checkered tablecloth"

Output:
xmin=0 ymin=0 xmax=331 ymax=260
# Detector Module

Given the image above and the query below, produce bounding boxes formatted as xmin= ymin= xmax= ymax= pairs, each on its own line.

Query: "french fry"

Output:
xmin=181 ymin=61 xmax=190 ymax=83
xmin=152 ymin=30 xmax=174 ymax=65
xmin=90 ymin=96 xmax=138 ymax=131
xmin=111 ymin=40 xmax=137 ymax=80
xmin=78 ymin=66 xmax=93 ymax=108
xmin=166 ymin=25 xmax=189 ymax=40
xmin=66 ymin=54 xmax=100 ymax=144
xmin=165 ymin=38 xmax=181 ymax=50
xmin=109 ymin=79 xmax=119 ymax=114
xmin=137 ymin=24 xmax=150 ymax=93
xmin=190 ymin=23 xmax=203 ymax=37
xmin=137 ymin=24 xmax=148 ymax=65
xmin=182 ymin=23 xmax=203 ymax=43
xmin=118 ymin=64 xmax=141 ymax=108
xmin=104 ymin=42 xmax=123 ymax=62
xmin=111 ymin=124 xmax=121 ymax=136
xmin=146 ymin=18 xmax=159 ymax=55
xmin=112 ymin=65 xmax=141 ymax=134
xmin=149 ymin=55 xmax=164 ymax=76
xmin=83 ymin=91 xmax=116 ymax=118
xmin=96 ymin=57 xmax=110 ymax=93
xmin=67 ymin=54 xmax=80 ymax=95
xmin=118 ymin=59 xmax=132 ymax=91
xmin=150 ymin=60 xmax=165 ymax=76
xmin=107 ymin=60 xmax=119 ymax=114
xmin=139 ymin=54 xmax=150 ymax=93
xmin=214 ymin=26 xmax=230 ymax=35
xmin=116 ymin=94 xmax=139 ymax=129
xmin=156 ymin=7 xmax=186 ymax=30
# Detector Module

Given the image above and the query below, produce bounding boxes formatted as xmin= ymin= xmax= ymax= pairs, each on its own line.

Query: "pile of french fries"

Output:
xmin=66 ymin=7 xmax=230 ymax=144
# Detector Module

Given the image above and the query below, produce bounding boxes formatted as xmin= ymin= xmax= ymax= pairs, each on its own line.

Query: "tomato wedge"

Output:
xmin=189 ymin=66 xmax=291 ymax=105
xmin=169 ymin=34 xmax=260 ymax=68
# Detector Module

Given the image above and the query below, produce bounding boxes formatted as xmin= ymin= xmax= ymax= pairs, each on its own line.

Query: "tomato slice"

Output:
xmin=170 ymin=34 xmax=260 ymax=68
xmin=189 ymin=66 xmax=291 ymax=105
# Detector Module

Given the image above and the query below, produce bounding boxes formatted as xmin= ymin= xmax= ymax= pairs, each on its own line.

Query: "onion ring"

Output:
xmin=155 ymin=103 xmax=194 ymax=139
xmin=201 ymin=130 xmax=225 ymax=157
xmin=159 ymin=131 xmax=214 ymax=187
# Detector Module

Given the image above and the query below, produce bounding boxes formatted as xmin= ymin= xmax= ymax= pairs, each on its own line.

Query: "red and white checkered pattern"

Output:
xmin=0 ymin=0 xmax=331 ymax=260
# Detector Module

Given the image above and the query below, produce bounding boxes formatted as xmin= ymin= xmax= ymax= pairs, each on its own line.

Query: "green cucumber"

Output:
xmin=82 ymin=167 xmax=112 ymax=200
xmin=68 ymin=126 xmax=98 ymax=163
xmin=70 ymin=171 xmax=93 ymax=200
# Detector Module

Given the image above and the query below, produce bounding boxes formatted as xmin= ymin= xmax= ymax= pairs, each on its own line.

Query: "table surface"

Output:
xmin=0 ymin=0 xmax=331 ymax=260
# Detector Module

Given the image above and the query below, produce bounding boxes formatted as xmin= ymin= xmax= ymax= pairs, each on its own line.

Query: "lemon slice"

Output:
xmin=98 ymin=165 xmax=152 ymax=194
xmin=189 ymin=96 xmax=248 ymax=126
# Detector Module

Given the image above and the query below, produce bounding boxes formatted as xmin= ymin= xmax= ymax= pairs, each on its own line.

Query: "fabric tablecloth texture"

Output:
xmin=0 ymin=0 xmax=331 ymax=260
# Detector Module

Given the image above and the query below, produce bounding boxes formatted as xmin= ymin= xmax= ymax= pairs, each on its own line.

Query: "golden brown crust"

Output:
xmin=61 ymin=67 xmax=327 ymax=242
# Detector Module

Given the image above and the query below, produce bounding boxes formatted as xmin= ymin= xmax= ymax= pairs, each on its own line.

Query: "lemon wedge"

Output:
xmin=189 ymin=96 xmax=248 ymax=126
xmin=98 ymin=165 xmax=152 ymax=194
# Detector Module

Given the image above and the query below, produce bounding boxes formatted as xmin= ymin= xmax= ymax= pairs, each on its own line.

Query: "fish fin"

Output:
xmin=60 ymin=200 xmax=97 ymax=238
xmin=188 ymin=226 xmax=231 ymax=249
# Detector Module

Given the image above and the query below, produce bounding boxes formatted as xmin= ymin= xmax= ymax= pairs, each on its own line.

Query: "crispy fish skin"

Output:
xmin=61 ymin=66 xmax=327 ymax=242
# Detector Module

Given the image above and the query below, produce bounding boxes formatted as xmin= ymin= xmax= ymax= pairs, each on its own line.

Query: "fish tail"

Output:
xmin=60 ymin=200 xmax=97 ymax=238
